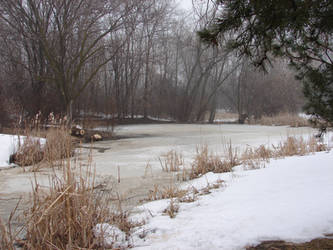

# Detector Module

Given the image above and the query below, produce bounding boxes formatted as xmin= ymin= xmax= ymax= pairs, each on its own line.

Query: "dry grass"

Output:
xmin=241 ymin=136 xmax=328 ymax=169
xmin=148 ymin=135 xmax=328 ymax=204
xmin=2 ymin=130 xmax=134 ymax=249
xmin=0 ymin=218 xmax=15 ymax=250
xmin=43 ymin=127 xmax=74 ymax=167
xmin=189 ymin=143 xmax=239 ymax=180
xmin=147 ymin=183 xmax=188 ymax=202
xmin=159 ymin=150 xmax=184 ymax=172
xmin=163 ymin=199 xmax=179 ymax=219
xmin=256 ymin=113 xmax=310 ymax=127
xmin=241 ymin=145 xmax=273 ymax=170
xmin=23 ymin=161 xmax=114 ymax=249
xmin=12 ymin=136 xmax=44 ymax=168
xmin=11 ymin=126 xmax=75 ymax=171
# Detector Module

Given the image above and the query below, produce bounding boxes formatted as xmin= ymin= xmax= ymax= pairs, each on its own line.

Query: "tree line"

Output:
xmin=0 ymin=0 xmax=304 ymax=125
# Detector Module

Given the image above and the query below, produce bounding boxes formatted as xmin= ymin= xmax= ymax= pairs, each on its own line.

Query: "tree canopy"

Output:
xmin=199 ymin=0 xmax=333 ymax=125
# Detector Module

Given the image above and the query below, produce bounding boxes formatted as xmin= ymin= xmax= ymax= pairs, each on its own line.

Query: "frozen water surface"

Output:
xmin=0 ymin=124 xmax=317 ymax=231
xmin=90 ymin=124 xmax=314 ymax=178
xmin=0 ymin=124 xmax=315 ymax=197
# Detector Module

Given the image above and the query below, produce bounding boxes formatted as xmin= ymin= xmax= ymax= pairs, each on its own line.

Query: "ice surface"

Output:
xmin=90 ymin=124 xmax=315 ymax=178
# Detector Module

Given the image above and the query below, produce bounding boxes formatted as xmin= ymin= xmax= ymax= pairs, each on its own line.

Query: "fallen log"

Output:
xmin=71 ymin=126 xmax=85 ymax=137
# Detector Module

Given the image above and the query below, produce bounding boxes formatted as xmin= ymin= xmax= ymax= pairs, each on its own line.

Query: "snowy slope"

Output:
xmin=132 ymin=150 xmax=333 ymax=249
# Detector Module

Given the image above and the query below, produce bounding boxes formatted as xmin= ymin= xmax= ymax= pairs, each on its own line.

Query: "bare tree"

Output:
xmin=0 ymin=0 xmax=141 ymax=121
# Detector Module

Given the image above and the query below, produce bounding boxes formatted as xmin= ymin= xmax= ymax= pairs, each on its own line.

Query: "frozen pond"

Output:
xmin=89 ymin=124 xmax=315 ymax=179
xmin=0 ymin=123 xmax=316 ymax=223
xmin=0 ymin=124 xmax=315 ymax=196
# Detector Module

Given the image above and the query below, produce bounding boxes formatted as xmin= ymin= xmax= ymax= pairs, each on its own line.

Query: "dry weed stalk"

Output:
xmin=11 ymin=125 xmax=74 ymax=171
xmin=189 ymin=143 xmax=239 ymax=179
xmin=0 ymin=218 xmax=15 ymax=250
xmin=12 ymin=136 xmax=44 ymax=169
xmin=163 ymin=199 xmax=179 ymax=219
xmin=159 ymin=150 xmax=184 ymax=172
xmin=147 ymin=182 xmax=188 ymax=202
xmin=0 ymin=198 xmax=22 ymax=249
xmin=241 ymin=136 xmax=328 ymax=169
xmin=43 ymin=127 xmax=74 ymax=167
xmin=241 ymin=145 xmax=273 ymax=170
xmin=22 ymin=156 xmax=131 ymax=249
xmin=160 ymin=184 xmax=188 ymax=200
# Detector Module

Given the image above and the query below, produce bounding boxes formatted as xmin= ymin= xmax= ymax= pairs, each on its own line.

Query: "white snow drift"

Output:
xmin=131 ymin=150 xmax=333 ymax=249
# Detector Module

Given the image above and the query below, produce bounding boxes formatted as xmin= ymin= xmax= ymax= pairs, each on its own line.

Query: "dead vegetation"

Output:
xmin=43 ymin=127 xmax=74 ymax=167
xmin=10 ymin=136 xmax=44 ymax=168
xmin=241 ymin=136 xmax=328 ymax=170
xmin=189 ymin=142 xmax=239 ymax=180
xmin=255 ymin=112 xmax=310 ymax=127
xmin=163 ymin=199 xmax=179 ymax=218
xmin=159 ymin=134 xmax=328 ymax=181
xmin=147 ymin=182 xmax=188 ymax=202
xmin=10 ymin=126 xmax=75 ymax=171
xmin=159 ymin=149 xmax=184 ymax=172
xmin=1 ymin=128 xmax=134 ymax=250
xmin=0 ymin=214 xmax=17 ymax=250
xmin=22 ymin=159 xmax=134 ymax=249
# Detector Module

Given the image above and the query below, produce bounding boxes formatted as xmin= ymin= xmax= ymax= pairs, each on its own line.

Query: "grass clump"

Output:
xmin=256 ymin=112 xmax=310 ymax=127
xmin=23 ymin=162 xmax=115 ymax=249
xmin=12 ymin=136 xmax=44 ymax=168
xmin=159 ymin=149 xmax=184 ymax=172
xmin=241 ymin=136 xmax=328 ymax=169
xmin=43 ymin=127 xmax=74 ymax=167
xmin=10 ymin=126 xmax=75 ymax=171
xmin=189 ymin=143 xmax=239 ymax=180
xmin=147 ymin=183 xmax=188 ymax=201
xmin=163 ymin=199 xmax=179 ymax=219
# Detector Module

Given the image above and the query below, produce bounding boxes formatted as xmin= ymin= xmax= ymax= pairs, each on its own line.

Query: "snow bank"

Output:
xmin=0 ymin=134 xmax=45 ymax=169
xmin=94 ymin=224 xmax=127 ymax=248
xmin=132 ymin=150 xmax=333 ymax=249
xmin=0 ymin=134 xmax=20 ymax=168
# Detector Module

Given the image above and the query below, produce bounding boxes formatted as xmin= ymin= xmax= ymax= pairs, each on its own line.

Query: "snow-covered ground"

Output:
xmin=130 ymin=150 xmax=333 ymax=249
xmin=0 ymin=134 xmax=46 ymax=169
